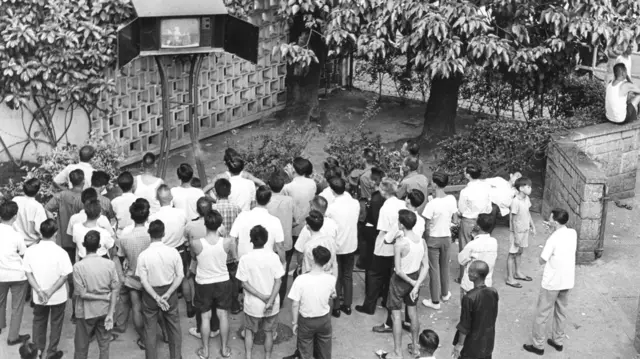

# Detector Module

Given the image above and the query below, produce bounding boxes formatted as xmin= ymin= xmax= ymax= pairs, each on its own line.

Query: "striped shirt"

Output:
xmin=212 ymin=199 xmax=241 ymax=236
xmin=117 ymin=226 xmax=151 ymax=290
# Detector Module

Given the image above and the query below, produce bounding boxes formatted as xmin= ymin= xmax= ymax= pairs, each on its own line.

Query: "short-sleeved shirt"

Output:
xmin=266 ymin=194 xmax=294 ymax=251
xmin=228 ymin=174 xmax=256 ymax=212
xmin=54 ymin=162 xmax=94 ymax=190
xmin=486 ymin=177 xmax=516 ymax=216
xmin=540 ymin=227 xmax=577 ymax=291
xmin=13 ymin=196 xmax=48 ymax=247
xmin=458 ymin=180 xmax=492 ymax=219
xmin=0 ymin=223 xmax=27 ymax=282
xmin=72 ymin=224 xmax=115 ymax=259
xmin=136 ymin=241 xmax=183 ymax=287
xmin=117 ymin=226 xmax=151 ymax=290
xmin=510 ymin=195 xmax=532 ymax=233
xmin=282 ymin=176 xmax=317 ymax=236
xmin=212 ymin=199 xmax=241 ymax=237
xmin=453 ymin=285 xmax=499 ymax=358
xmin=288 ymin=272 xmax=336 ymax=318
xmin=73 ymin=254 xmax=120 ymax=319
xmin=318 ymin=187 xmax=335 ymax=205
xmin=374 ymin=197 xmax=407 ymax=257
xmin=295 ymin=217 xmax=338 ymax=254
xmin=23 ymin=240 xmax=73 ymax=305
xmin=171 ymin=186 xmax=205 ymax=221
xmin=326 ymin=193 xmax=360 ymax=254
xmin=236 ymin=248 xmax=285 ymax=318
xmin=230 ymin=207 xmax=284 ymax=259
xmin=111 ymin=192 xmax=138 ymax=231
xmin=72 ymin=193 xmax=115 ymax=220
xmin=45 ymin=189 xmax=83 ymax=248
xmin=300 ymin=233 xmax=337 ymax=275
xmin=397 ymin=172 xmax=430 ymax=214
xmin=458 ymin=233 xmax=498 ymax=292
xmin=423 ymin=195 xmax=458 ymax=237
xmin=150 ymin=206 xmax=188 ymax=248
xmin=67 ymin=210 xmax=114 ymax=237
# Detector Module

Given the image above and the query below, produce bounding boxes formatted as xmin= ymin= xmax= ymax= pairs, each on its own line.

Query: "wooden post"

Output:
xmin=155 ymin=56 xmax=172 ymax=179
xmin=187 ymin=54 xmax=208 ymax=185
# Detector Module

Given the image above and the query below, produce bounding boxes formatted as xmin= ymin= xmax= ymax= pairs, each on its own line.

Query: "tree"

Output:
xmin=0 ymin=0 xmax=134 ymax=163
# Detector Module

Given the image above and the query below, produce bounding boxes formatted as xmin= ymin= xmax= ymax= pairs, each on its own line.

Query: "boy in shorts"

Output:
xmin=506 ymin=177 xmax=536 ymax=288
xmin=236 ymin=225 xmax=284 ymax=359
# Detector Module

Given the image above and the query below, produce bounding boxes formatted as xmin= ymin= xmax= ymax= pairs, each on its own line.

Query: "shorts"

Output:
xmin=244 ymin=313 xmax=278 ymax=333
xmin=509 ymin=231 xmax=529 ymax=254
xmin=194 ymin=280 xmax=232 ymax=312
xmin=176 ymin=244 xmax=191 ymax=276
xmin=123 ymin=275 xmax=142 ymax=291
xmin=387 ymin=271 xmax=420 ymax=310
xmin=625 ymin=102 xmax=638 ymax=123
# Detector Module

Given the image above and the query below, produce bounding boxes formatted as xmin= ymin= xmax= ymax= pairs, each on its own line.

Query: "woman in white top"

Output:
xmin=134 ymin=152 xmax=164 ymax=215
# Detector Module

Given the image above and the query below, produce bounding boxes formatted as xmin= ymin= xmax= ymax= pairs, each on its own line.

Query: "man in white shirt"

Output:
xmin=13 ymin=178 xmax=48 ymax=247
xmin=283 ymin=157 xmax=317 ymax=243
xmin=229 ymin=186 xmax=285 ymax=262
xmin=605 ymin=63 xmax=640 ymax=124
xmin=485 ymin=172 xmax=521 ymax=220
xmin=356 ymin=178 xmax=406 ymax=318
xmin=524 ymin=208 xmax=577 ymax=356
xmin=72 ymin=199 xmax=115 ymax=260
xmin=295 ymin=196 xmax=339 ymax=253
xmin=53 ymin=145 xmax=95 ymax=190
xmin=68 ymin=188 xmax=115 ymax=239
xmin=23 ymin=219 xmax=73 ymax=359
xmin=226 ymin=157 xmax=256 ymax=212
xmin=325 ymin=177 xmax=359 ymax=317
xmin=457 ymin=163 xmax=492 ymax=283
xmin=171 ymin=163 xmax=204 ymax=221
xmin=111 ymin=171 xmax=138 ymax=235
xmin=296 ymin=211 xmax=338 ymax=276
xmin=457 ymin=214 xmax=498 ymax=300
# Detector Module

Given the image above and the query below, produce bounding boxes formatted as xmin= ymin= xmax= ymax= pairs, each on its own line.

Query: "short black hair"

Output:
xmin=419 ymin=329 xmax=439 ymax=355
xmin=292 ymin=157 xmax=311 ymax=176
xmin=79 ymin=145 xmax=95 ymax=162
xmin=405 ymin=140 xmax=420 ymax=156
xmin=83 ymin=230 xmax=101 ymax=253
xmin=39 ymin=219 xmax=58 ymax=239
xmin=476 ymin=213 xmax=495 ymax=233
xmin=370 ymin=167 xmax=385 ymax=181
xmin=323 ymin=167 xmax=342 ymax=182
xmin=514 ymin=177 xmax=532 ymax=191
xmin=305 ymin=210 xmax=324 ymax=232
xmin=204 ymin=210 xmax=223 ymax=231
xmin=130 ymin=199 xmax=150 ymax=224
xmin=323 ymin=157 xmax=340 ymax=170
xmin=398 ymin=209 xmax=417 ymax=230
xmin=142 ymin=152 xmax=156 ymax=169
xmin=312 ymin=245 xmax=331 ymax=266
xmin=223 ymin=148 xmax=241 ymax=163
xmin=226 ymin=156 xmax=244 ymax=175
xmin=256 ymin=185 xmax=272 ymax=206
xmin=614 ymin=62 xmax=628 ymax=78
xmin=81 ymin=188 xmax=98 ymax=205
xmin=551 ymin=208 xmax=569 ymax=225
xmin=91 ymin=170 xmax=110 ymax=188
xmin=84 ymin=199 xmax=102 ymax=220
xmin=19 ymin=340 xmax=40 ymax=359
xmin=465 ymin=163 xmax=482 ymax=179
xmin=363 ymin=148 xmax=376 ymax=164
xmin=214 ymin=178 xmax=231 ymax=199
xmin=268 ymin=172 xmax=285 ymax=193
xmin=407 ymin=189 xmax=425 ymax=208
xmin=177 ymin=163 xmax=194 ymax=183
xmin=69 ymin=169 xmax=85 ymax=187
xmin=404 ymin=157 xmax=419 ymax=172
xmin=432 ymin=172 xmax=449 ymax=188
xmin=196 ymin=196 xmax=214 ymax=217
xmin=250 ymin=225 xmax=268 ymax=248
xmin=191 ymin=177 xmax=201 ymax=188
xmin=0 ymin=201 xmax=18 ymax=221
xmin=328 ymin=177 xmax=346 ymax=195
xmin=148 ymin=220 xmax=165 ymax=239
xmin=310 ymin=195 xmax=328 ymax=214
xmin=23 ymin=178 xmax=41 ymax=197
xmin=117 ymin=171 xmax=134 ymax=192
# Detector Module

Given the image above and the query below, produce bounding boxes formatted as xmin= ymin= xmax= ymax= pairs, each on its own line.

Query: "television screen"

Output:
xmin=160 ymin=18 xmax=200 ymax=48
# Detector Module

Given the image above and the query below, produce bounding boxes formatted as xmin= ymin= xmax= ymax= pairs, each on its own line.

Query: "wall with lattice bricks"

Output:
xmin=91 ymin=2 xmax=288 ymax=166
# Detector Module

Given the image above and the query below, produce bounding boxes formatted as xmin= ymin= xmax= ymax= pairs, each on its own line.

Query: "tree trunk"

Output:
xmin=421 ymin=74 xmax=462 ymax=139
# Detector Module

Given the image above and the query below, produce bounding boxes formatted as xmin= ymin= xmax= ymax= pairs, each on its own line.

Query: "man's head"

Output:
xmin=405 ymin=189 xmax=425 ymax=210
xmin=196 ymin=196 xmax=214 ymax=217
xmin=84 ymin=199 xmax=102 ymax=220
xmin=432 ymin=172 xmax=449 ymax=189
xmin=549 ymin=208 xmax=569 ymax=228
xmin=82 ymin=230 xmax=101 ymax=254
xmin=250 ymin=225 xmax=268 ymax=249
xmin=328 ymin=177 xmax=346 ymax=196
xmin=39 ymin=219 xmax=58 ymax=240
xmin=156 ymin=184 xmax=173 ymax=206
xmin=142 ymin=152 xmax=156 ymax=170
xmin=130 ymin=198 xmax=150 ymax=225
xmin=310 ymin=195 xmax=329 ymax=215
xmin=401 ymin=141 xmax=420 ymax=157
xmin=312 ymin=245 xmax=331 ymax=267
xmin=370 ymin=167 xmax=385 ymax=186
xmin=204 ymin=210 xmax=223 ymax=232
xmin=0 ymin=200 xmax=18 ymax=222
xmin=214 ymin=178 xmax=231 ymax=199
xmin=191 ymin=177 xmax=201 ymax=188
xmin=514 ymin=177 xmax=532 ymax=195
xmin=305 ymin=209 xmax=325 ymax=232
xmin=418 ymin=329 xmax=439 ymax=356
xmin=323 ymin=168 xmax=341 ymax=182
xmin=378 ymin=178 xmax=398 ymax=199
xmin=177 ymin=163 xmax=194 ymax=183
xmin=19 ymin=340 xmax=40 ymax=359
xmin=23 ymin=178 xmax=41 ymax=197
xmin=362 ymin=148 xmax=376 ymax=165
xmin=403 ymin=156 xmax=420 ymax=173
xmin=292 ymin=157 xmax=312 ymax=176
xmin=91 ymin=171 xmax=110 ymax=191
xmin=81 ymin=188 xmax=98 ymax=205
xmin=476 ymin=213 xmax=495 ymax=234
xmin=268 ymin=172 xmax=286 ymax=193
xmin=223 ymin=148 xmax=241 ymax=164
xmin=398 ymin=209 xmax=417 ymax=231
xmin=117 ymin=171 xmax=134 ymax=193
xmin=468 ymin=260 xmax=490 ymax=282
xmin=79 ymin=145 xmax=95 ymax=163
xmin=614 ymin=63 xmax=629 ymax=80
xmin=69 ymin=169 xmax=85 ymax=188
xmin=464 ymin=162 xmax=482 ymax=180
xmin=323 ymin=157 xmax=340 ymax=171
xmin=226 ymin=156 xmax=244 ymax=176
xmin=148 ymin=220 xmax=165 ymax=240
xmin=509 ymin=172 xmax=522 ymax=186
xmin=256 ymin=185 xmax=272 ymax=206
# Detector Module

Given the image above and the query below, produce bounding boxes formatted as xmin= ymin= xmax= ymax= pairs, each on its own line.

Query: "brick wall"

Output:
xmin=91 ymin=2 xmax=287 ymax=166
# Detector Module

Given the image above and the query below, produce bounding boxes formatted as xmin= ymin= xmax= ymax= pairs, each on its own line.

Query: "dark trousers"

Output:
xmin=142 ymin=285 xmax=182 ymax=359
xmin=74 ymin=316 xmax=111 ymax=359
xmin=33 ymin=302 xmax=66 ymax=356
xmin=0 ymin=280 xmax=29 ymax=341
xmin=333 ymin=253 xmax=355 ymax=308
xmin=279 ymin=236 xmax=298 ymax=307
xmin=63 ymin=247 xmax=77 ymax=316
xmin=488 ymin=203 xmax=500 ymax=234
xmin=227 ymin=261 xmax=241 ymax=312
xmin=298 ymin=313 xmax=332 ymax=359
xmin=195 ymin=307 xmax=220 ymax=332
xmin=359 ymin=225 xmax=378 ymax=271
xmin=360 ymin=255 xmax=394 ymax=313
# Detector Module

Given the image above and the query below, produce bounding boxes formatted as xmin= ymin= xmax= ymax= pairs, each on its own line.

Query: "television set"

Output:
xmin=160 ymin=18 xmax=201 ymax=48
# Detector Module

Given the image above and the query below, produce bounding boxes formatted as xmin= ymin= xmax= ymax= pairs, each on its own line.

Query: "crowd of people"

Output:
xmin=0 ymin=141 xmax=578 ymax=359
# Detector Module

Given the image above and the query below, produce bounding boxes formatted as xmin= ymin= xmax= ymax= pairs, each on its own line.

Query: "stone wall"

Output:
xmin=91 ymin=2 xmax=287 ymax=166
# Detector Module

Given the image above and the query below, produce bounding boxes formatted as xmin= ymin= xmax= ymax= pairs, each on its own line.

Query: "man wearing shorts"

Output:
xmin=190 ymin=211 xmax=234 ymax=359
xmin=606 ymin=63 xmax=640 ymax=124
xmin=236 ymin=225 xmax=284 ymax=359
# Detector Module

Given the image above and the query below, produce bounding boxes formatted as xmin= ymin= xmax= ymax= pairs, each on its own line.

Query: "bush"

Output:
xmin=555 ymin=75 xmax=606 ymax=121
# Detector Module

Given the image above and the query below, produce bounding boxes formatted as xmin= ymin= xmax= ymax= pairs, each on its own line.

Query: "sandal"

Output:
xmin=220 ymin=348 xmax=232 ymax=358
xmin=196 ymin=348 xmax=208 ymax=359
xmin=514 ymin=276 xmax=533 ymax=282
xmin=506 ymin=282 xmax=522 ymax=288
xmin=136 ymin=338 xmax=146 ymax=350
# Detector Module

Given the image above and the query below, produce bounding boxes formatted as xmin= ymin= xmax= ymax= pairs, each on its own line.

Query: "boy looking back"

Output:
xmin=506 ymin=177 xmax=536 ymax=288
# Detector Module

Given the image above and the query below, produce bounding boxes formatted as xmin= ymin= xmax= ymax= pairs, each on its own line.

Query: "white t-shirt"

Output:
xmin=458 ymin=233 xmax=498 ymax=292
xmin=458 ymin=180 xmax=492 ymax=219
xmin=230 ymin=207 xmax=284 ymax=258
xmin=150 ymin=206 xmax=188 ymax=248
xmin=236 ymin=248 xmax=285 ymax=318
xmin=23 ymin=240 xmax=73 ymax=305
xmin=300 ymin=233 xmax=338 ymax=275
xmin=326 ymin=193 xmax=360 ymax=254
xmin=541 ymin=226 xmax=577 ymax=291
xmin=54 ymin=162 xmax=94 ymax=190
xmin=111 ymin=192 xmax=138 ymax=231
xmin=422 ymin=195 xmax=458 ymax=237
xmin=13 ymin=196 xmax=48 ymax=247
xmin=319 ymin=187 xmax=335 ymax=205
xmin=171 ymin=186 xmax=205 ymax=221
xmin=72 ymin=224 xmax=115 ymax=259
xmin=295 ymin=217 xmax=338 ymax=253
xmin=374 ymin=197 xmax=407 ymax=257
xmin=228 ymin=174 xmax=256 ymax=212
xmin=0 ymin=223 xmax=27 ymax=281
xmin=67 ymin=211 xmax=114 ymax=237
xmin=288 ymin=271 xmax=336 ymax=318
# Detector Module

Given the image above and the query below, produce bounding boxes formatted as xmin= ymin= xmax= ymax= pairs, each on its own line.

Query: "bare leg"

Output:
xmin=264 ymin=330 xmax=274 ymax=359
xmin=217 ymin=308 xmax=230 ymax=355
xmin=631 ymin=94 xmax=640 ymax=108
xmin=200 ymin=310 xmax=211 ymax=357
xmin=506 ymin=253 xmax=517 ymax=284
xmin=391 ymin=310 xmax=403 ymax=358
xmin=244 ymin=328 xmax=253 ymax=359
xmin=515 ymin=250 xmax=527 ymax=278
xmin=408 ymin=306 xmax=419 ymax=356
xmin=130 ymin=290 xmax=145 ymax=343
